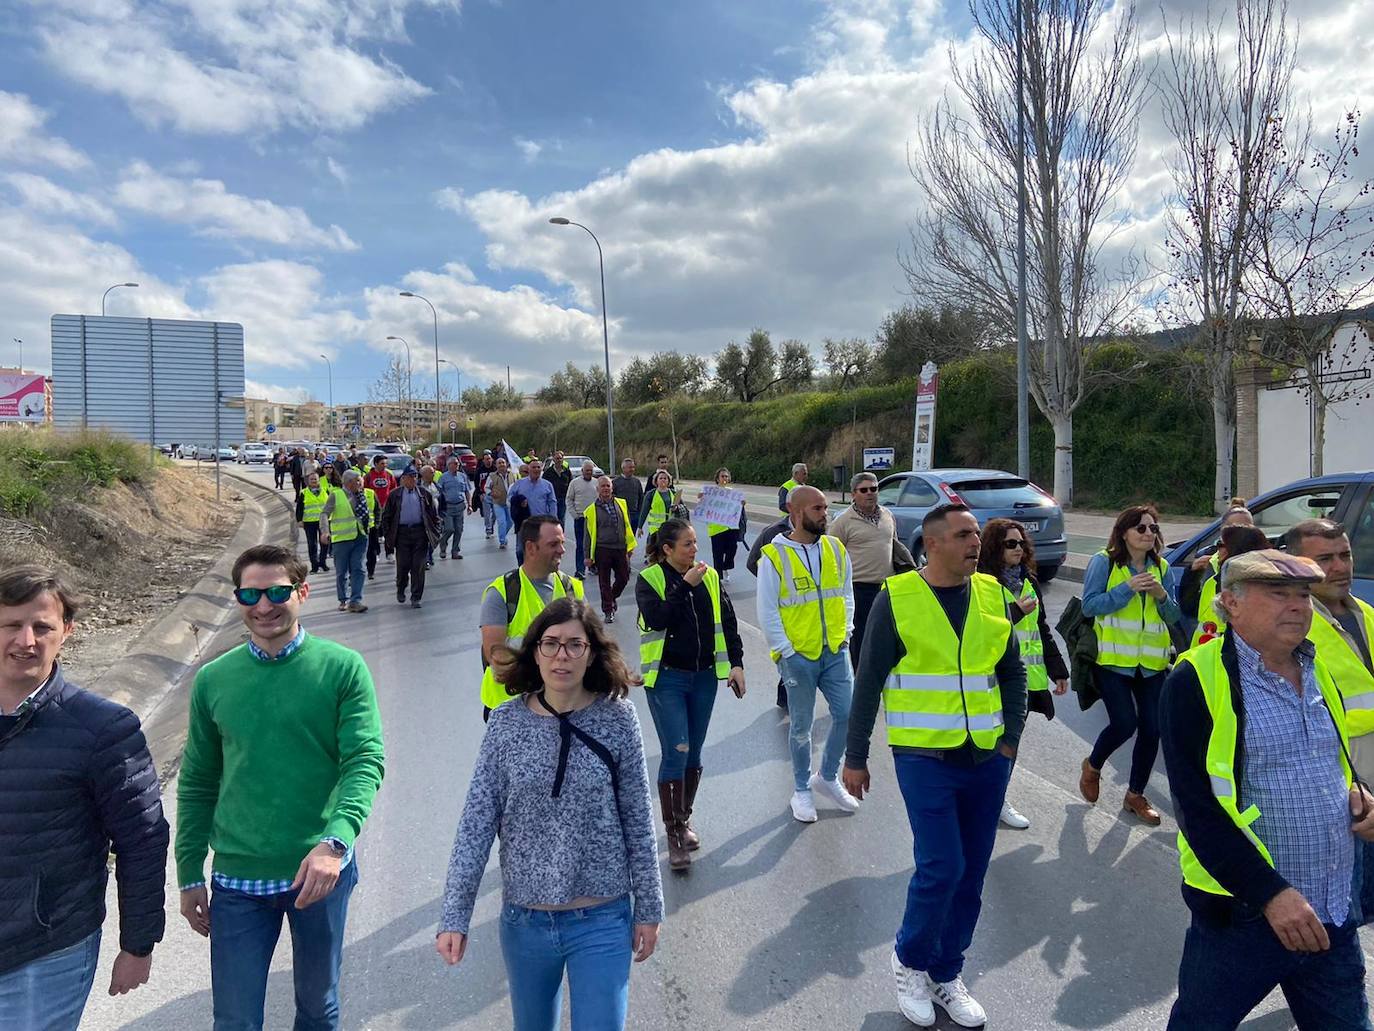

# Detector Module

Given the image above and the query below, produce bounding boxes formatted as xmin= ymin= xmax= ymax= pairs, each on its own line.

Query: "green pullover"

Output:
xmin=175 ymin=634 xmax=385 ymax=886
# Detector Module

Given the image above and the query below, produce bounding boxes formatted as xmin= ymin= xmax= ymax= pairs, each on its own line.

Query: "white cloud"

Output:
xmin=515 ymin=137 xmax=542 ymax=163
xmin=114 ymin=162 xmax=359 ymax=251
xmin=244 ymin=379 xmax=315 ymax=403
xmin=3 ymin=173 xmax=117 ymax=227
xmin=0 ymin=91 xmax=88 ymax=170
xmin=31 ymin=0 xmax=451 ymax=136
xmin=326 ymin=157 xmax=349 ymax=185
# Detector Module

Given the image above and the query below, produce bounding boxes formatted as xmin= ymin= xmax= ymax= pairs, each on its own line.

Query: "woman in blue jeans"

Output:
xmin=437 ymin=598 xmax=663 ymax=1031
xmin=634 ymin=519 xmax=747 ymax=871
xmin=1079 ymin=504 xmax=1183 ymax=826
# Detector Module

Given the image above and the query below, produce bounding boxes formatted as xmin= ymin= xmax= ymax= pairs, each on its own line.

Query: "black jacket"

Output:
xmin=745 ymin=516 xmax=792 ymax=578
xmin=635 ymin=565 xmax=745 ymax=673
xmin=381 ymin=485 xmax=440 ymax=550
xmin=0 ymin=667 xmax=168 ymax=974
xmin=545 ymin=462 xmax=573 ymax=501
xmin=1160 ymin=632 xmax=1295 ymax=918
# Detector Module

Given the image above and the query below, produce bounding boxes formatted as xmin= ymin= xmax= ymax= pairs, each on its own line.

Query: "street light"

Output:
xmin=399 ymin=290 xmax=440 ymax=444
xmin=319 ymin=354 xmax=334 ymax=439
xmin=386 ymin=335 xmax=414 ymax=442
xmin=548 ymin=217 xmax=615 ymax=469
xmin=439 ymin=358 xmax=463 ymax=445
xmin=101 ymin=282 xmax=139 ymax=316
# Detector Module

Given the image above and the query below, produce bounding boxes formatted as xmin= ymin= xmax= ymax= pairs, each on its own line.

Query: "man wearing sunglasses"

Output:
xmin=0 ymin=566 xmax=168 ymax=1029
xmin=177 ymin=544 xmax=385 ymax=1030
xmin=830 ymin=471 xmax=916 ymax=672
xmin=1161 ymin=550 xmax=1374 ymax=1029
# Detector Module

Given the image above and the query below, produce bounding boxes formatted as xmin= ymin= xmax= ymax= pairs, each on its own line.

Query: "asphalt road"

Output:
xmin=80 ymin=467 xmax=1353 ymax=1029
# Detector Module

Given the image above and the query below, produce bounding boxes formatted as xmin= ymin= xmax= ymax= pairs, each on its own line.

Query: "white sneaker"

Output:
xmin=890 ymin=951 xmax=935 ymax=1026
xmin=929 ymin=975 xmax=987 ymax=1028
xmin=809 ymin=772 xmax=861 ymax=812
xmin=789 ymin=790 xmax=818 ymax=823
xmin=999 ymin=800 xmax=1030 ymax=829
xmin=722 ymin=570 xmax=731 ymax=583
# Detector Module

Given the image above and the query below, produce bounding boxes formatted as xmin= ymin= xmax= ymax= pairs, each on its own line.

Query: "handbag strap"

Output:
xmin=535 ymin=692 xmax=620 ymax=802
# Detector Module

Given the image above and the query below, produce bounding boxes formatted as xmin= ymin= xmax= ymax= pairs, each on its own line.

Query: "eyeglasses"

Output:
xmin=233 ymin=584 xmax=299 ymax=606
xmin=537 ymin=638 xmax=589 ymax=659
xmin=1132 ymin=523 xmax=1161 ymax=536
xmin=1003 ymin=540 xmax=1025 ymax=550
xmin=854 ymin=486 xmax=877 ymax=494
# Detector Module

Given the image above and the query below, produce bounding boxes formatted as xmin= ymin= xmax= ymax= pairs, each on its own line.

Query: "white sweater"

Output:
xmin=755 ymin=534 xmax=854 ymax=659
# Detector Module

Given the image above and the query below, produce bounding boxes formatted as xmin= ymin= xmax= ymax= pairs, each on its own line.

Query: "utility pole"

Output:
xmin=1015 ymin=0 xmax=1030 ymax=481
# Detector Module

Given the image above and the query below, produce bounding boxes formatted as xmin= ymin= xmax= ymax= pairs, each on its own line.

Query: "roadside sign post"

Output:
xmin=266 ymin=423 xmax=276 ymax=436
xmin=863 ymin=447 xmax=895 ymax=472
xmin=912 ymin=362 xmax=939 ymax=472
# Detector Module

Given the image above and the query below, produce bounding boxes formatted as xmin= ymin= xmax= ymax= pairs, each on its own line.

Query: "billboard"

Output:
xmin=912 ymin=361 xmax=939 ymax=471
xmin=0 ymin=374 xmax=47 ymax=422
xmin=50 ymin=315 xmax=245 ymax=447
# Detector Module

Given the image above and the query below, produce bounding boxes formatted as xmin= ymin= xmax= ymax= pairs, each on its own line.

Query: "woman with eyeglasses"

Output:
xmin=704 ymin=467 xmax=747 ymax=584
xmin=977 ymin=518 xmax=1069 ymax=830
xmin=437 ymin=598 xmax=662 ymax=1031
xmin=1078 ymin=504 xmax=1183 ymax=825
xmin=635 ymin=518 xmax=746 ymax=871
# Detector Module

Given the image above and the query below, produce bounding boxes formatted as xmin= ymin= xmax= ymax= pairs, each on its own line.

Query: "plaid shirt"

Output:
xmin=180 ymin=626 xmax=354 ymax=895
xmin=1235 ymin=634 xmax=1353 ymax=925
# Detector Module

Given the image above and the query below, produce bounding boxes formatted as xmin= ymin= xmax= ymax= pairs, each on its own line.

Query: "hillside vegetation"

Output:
xmin=473 ymin=343 xmax=1215 ymax=514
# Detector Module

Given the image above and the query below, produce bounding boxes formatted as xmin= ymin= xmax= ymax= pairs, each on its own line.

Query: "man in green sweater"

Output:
xmin=176 ymin=543 xmax=385 ymax=1030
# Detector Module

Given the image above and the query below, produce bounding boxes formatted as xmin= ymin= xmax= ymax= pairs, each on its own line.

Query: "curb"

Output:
xmin=89 ymin=469 xmax=296 ymax=734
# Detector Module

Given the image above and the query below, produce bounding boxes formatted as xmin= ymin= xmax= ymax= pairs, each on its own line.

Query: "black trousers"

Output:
xmin=274 ymin=466 xmax=286 ymax=489
xmin=366 ymin=527 xmax=382 ymax=577
xmin=710 ymin=529 xmax=740 ymax=573
xmin=395 ymin=525 xmax=429 ymax=601
xmin=849 ymin=581 xmax=882 ymax=671
xmin=303 ymin=521 xmax=329 ymax=571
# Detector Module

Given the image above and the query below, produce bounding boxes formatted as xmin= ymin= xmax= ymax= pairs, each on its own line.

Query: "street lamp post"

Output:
xmin=549 ymin=217 xmax=615 ymax=470
xmin=1014 ymin=0 xmax=1030 ymax=480
xmin=386 ymin=335 xmax=414 ymax=442
xmin=101 ymin=282 xmax=140 ymax=316
xmin=439 ymin=358 xmax=463 ymax=445
xmin=399 ymin=291 xmax=440 ymax=445
xmin=319 ymin=354 xmax=334 ymax=438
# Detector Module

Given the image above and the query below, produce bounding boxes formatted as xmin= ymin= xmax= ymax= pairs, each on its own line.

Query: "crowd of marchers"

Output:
xmin=2 ymin=456 xmax=1373 ymax=1031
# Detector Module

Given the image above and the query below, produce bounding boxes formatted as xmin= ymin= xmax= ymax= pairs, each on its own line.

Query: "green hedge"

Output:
xmin=470 ymin=343 xmax=1216 ymax=513
xmin=0 ymin=428 xmax=160 ymax=517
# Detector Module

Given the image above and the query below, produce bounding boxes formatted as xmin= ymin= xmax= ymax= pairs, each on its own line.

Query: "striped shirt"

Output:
xmin=1235 ymin=634 xmax=1353 ymax=925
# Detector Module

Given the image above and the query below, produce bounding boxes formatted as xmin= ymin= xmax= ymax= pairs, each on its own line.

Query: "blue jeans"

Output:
xmin=499 ymin=895 xmax=633 ymax=1031
xmin=1169 ymin=909 xmax=1370 ymax=1029
xmin=645 ymin=667 xmax=718 ymax=782
xmin=573 ymin=517 xmax=587 ymax=574
xmin=0 ymin=929 xmax=100 ymax=1030
xmin=482 ymin=494 xmax=496 ymax=535
xmin=777 ymin=648 xmax=852 ymax=791
xmin=440 ymin=509 xmax=464 ymax=556
xmin=331 ymin=536 xmax=366 ymax=604
xmin=209 ymin=860 xmax=358 ymax=1030
xmin=893 ymin=751 xmax=1011 ymax=982
xmin=494 ymin=503 xmax=512 ymax=545
xmin=557 ymin=497 xmax=568 ymax=526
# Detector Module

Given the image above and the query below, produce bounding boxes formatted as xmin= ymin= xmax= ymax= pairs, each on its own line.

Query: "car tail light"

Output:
xmin=937 ymin=482 xmax=965 ymax=505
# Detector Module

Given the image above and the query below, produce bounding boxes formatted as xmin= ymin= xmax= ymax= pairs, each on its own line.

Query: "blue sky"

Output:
xmin=1 ymin=0 xmax=1366 ymax=404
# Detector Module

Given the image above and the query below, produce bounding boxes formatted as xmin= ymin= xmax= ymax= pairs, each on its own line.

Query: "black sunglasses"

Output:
xmin=1003 ymin=540 xmax=1025 ymax=550
xmin=854 ymin=486 xmax=878 ymax=494
xmin=234 ymin=584 xmax=300 ymax=606
xmin=1133 ymin=523 xmax=1161 ymax=535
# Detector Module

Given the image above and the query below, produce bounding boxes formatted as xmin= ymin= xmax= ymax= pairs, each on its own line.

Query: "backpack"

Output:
xmin=1055 ymin=595 xmax=1101 ymax=711
xmin=481 ymin=570 xmax=578 ymax=670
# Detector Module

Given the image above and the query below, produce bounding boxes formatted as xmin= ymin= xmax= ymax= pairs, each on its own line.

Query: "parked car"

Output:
xmin=157 ymin=442 xmax=182 ymax=458
xmin=554 ymin=455 xmax=605 ymax=478
xmin=1164 ymin=471 xmax=1374 ymax=607
xmin=239 ymin=443 xmax=273 ymax=464
xmin=373 ymin=441 xmax=410 ymax=455
xmin=876 ymin=468 xmax=1068 ymax=581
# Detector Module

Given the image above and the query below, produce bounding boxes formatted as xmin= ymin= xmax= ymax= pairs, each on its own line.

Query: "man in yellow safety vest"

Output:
xmin=1160 ymin=549 xmax=1374 ymax=1028
xmin=842 ymin=503 xmax=1027 ymax=1028
xmin=778 ymin=462 xmax=808 ymax=512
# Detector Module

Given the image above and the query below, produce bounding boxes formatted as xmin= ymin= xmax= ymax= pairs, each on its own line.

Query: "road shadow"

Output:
xmin=660 ymin=811 xmax=811 ymax=919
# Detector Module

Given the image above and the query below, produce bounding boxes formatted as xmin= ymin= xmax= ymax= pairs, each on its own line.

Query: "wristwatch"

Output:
xmin=322 ymin=837 xmax=348 ymax=858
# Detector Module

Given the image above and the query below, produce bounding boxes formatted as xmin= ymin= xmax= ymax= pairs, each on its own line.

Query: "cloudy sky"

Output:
xmin=1 ymin=0 xmax=1368 ymax=404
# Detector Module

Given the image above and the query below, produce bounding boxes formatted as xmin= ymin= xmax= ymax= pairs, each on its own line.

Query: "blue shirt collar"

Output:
xmin=248 ymin=625 xmax=307 ymax=662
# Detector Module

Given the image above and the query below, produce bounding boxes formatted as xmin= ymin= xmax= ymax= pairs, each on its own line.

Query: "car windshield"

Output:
xmin=949 ymin=477 xmax=1048 ymax=507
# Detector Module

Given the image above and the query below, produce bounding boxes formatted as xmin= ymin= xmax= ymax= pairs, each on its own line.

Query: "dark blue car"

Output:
xmin=876 ymin=469 xmax=1068 ymax=580
xmin=1164 ymin=471 xmax=1374 ymax=605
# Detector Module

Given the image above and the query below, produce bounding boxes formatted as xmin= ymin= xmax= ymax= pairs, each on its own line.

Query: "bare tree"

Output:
xmin=905 ymin=0 xmax=1146 ymax=503
xmin=1158 ymin=0 xmax=1297 ymax=511
xmin=1247 ymin=110 xmax=1374 ymax=474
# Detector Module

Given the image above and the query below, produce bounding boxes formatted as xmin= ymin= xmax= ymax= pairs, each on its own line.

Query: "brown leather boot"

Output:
xmin=1123 ymin=791 xmax=1162 ymax=826
xmin=658 ymin=781 xmax=691 ymax=871
xmin=1078 ymin=758 xmax=1101 ymax=804
xmin=682 ymin=767 xmax=703 ymax=851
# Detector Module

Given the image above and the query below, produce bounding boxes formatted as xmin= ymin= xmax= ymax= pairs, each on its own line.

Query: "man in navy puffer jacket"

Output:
xmin=0 ymin=565 xmax=168 ymax=1029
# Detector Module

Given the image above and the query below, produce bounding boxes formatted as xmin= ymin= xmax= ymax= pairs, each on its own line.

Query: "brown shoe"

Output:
xmin=1078 ymin=758 xmax=1101 ymax=804
xmin=657 ymin=781 xmax=691 ymax=871
xmin=1123 ymin=791 xmax=1162 ymax=826
xmin=682 ymin=767 xmax=703 ymax=851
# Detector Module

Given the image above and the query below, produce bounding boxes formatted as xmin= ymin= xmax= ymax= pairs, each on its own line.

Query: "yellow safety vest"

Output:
xmin=644 ymin=490 xmax=672 ymax=537
xmin=1176 ymin=637 xmax=1352 ymax=897
xmin=636 ymin=564 xmax=729 ymax=688
xmin=479 ymin=570 xmax=585 ymax=710
xmin=1309 ymin=596 xmax=1374 ymax=738
xmin=1004 ymin=579 xmax=1047 ymax=692
xmin=328 ymin=487 xmax=364 ymax=543
xmin=760 ymin=536 xmax=848 ymax=662
xmin=884 ymin=571 xmax=1011 ymax=749
xmin=300 ymin=486 xmax=329 ymax=523
xmin=1093 ymin=553 xmax=1173 ymax=672
xmin=584 ymin=499 xmax=634 ymax=560
xmin=780 ymin=478 xmax=798 ymax=507
xmin=1189 ymin=554 xmax=1225 ymax=651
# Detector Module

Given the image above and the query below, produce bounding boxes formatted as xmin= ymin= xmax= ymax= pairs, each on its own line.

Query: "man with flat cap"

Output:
xmin=381 ymin=465 xmax=439 ymax=609
xmin=1161 ymin=549 xmax=1374 ymax=1029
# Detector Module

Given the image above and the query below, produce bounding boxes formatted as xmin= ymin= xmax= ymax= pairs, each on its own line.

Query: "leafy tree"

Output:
xmin=462 ymin=382 xmax=523 ymax=412
xmin=775 ymin=340 xmax=815 ymax=394
xmin=714 ymin=329 xmax=777 ymax=402
xmin=822 ymin=337 xmax=875 ymax=391
xmin=616 ymin=351 xmax=709 ymax=404
xmin=536 ymin=362 xmax=609 ymax=408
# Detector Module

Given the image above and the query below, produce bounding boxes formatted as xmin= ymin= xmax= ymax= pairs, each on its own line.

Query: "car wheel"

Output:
xmin=1039 ymin=562 xmax=1061 ymax=583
